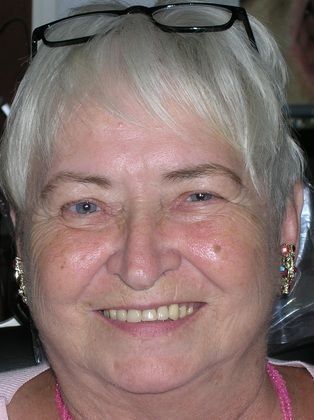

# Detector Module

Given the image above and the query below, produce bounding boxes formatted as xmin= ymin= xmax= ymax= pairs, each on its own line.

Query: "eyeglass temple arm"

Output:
xmin=31 ymin=26 xmax=44 ymax=58
xmin=238 ymin=9 xmax=258 ymax=52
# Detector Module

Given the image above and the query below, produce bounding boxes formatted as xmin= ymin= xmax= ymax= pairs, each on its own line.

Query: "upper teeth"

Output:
xmin=103 ymin=303 xmax=194 ymax=323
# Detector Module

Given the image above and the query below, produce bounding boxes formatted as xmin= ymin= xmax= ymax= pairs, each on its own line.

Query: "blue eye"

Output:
xmin=73 ymin=201 xmax=99 ymax=214
xmin=188 ymin=193 xmax=213 ymax=202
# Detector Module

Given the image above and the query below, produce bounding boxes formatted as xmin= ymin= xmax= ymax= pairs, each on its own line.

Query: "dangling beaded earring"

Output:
xmin=14 ymin=256 xmax=28 ymax=304
xmin=280 ymin=244 xmax=297 ymax=295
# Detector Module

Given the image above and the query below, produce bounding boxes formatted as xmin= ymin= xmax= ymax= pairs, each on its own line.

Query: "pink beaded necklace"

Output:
xmin=55 ymin=383 xmax=72 ymax=420
xmin=55 ymin=362 xmax=293 ymax=419
xmin=266 ymin=362 xmax=293 ymax=420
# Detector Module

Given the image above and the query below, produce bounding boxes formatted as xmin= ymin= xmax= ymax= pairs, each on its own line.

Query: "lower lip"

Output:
xmin=96 ymin=305 xmax=204 ymax=337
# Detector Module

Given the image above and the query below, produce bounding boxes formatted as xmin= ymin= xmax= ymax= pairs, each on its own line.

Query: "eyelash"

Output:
xmin=187 ymin=192 xmax=214 ymax=202
xmin=60 ymin=190 xmax=218 ymax=220
xmin=74 ymin=201 xmax=99 ymax=214
xmin=62 ymin=200 xmax=101 ymax=216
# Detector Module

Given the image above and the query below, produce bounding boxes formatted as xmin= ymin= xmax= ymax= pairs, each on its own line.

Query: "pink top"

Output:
xmin=0 ymin=362 xmax=49 ymax=420
xmin=0 ymin=360 xmax=313 ymax=419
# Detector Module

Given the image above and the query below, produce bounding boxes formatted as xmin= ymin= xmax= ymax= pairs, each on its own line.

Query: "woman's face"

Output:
xmin=28 ymin=105 xmax=278 ymax=393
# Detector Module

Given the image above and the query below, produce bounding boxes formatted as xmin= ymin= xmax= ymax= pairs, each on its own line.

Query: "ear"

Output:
xmin=280 ymin=182 xmax=304 ymax=251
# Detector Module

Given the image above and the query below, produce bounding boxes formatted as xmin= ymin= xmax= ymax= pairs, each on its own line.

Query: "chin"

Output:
xmin=108 ymin=357 xmax=195 ymax=394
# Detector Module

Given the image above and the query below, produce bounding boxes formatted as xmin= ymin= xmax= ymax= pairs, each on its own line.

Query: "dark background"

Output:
xmin=0 ymin=1 xmax=31 ymax=322
xmin=0 ymin=0 xmax=31 ymax=134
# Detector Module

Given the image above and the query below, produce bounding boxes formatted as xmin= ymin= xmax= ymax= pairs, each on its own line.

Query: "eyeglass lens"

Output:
xmin=44 ymin=5 xmax=234 ymax=43
xmin=153 ymin=5 xmax=232 ymax=27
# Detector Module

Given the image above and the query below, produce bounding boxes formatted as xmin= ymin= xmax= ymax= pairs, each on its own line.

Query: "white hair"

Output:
xmin=0 ymin=1 xmax=304 ymax=230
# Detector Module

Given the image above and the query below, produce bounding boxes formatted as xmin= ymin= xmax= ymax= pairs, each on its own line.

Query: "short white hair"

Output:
xmin=0 ymin=1 xmax=304 ymax=229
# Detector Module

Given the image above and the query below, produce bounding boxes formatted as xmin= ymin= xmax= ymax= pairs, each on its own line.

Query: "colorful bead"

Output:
xmin=281 ymin=245 xmax=289 ymax=255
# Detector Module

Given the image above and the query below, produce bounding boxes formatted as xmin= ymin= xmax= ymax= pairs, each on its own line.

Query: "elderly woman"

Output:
xmin=0 ymin=1 xmax=313 ymax=419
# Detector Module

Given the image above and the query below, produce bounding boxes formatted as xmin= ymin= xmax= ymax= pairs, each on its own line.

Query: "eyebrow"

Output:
xmin=162 ymin=163 xmax=242 ymax=185
xmin=41 ymin=171 xmax=111 ymax=199
xmin=41 ymin=163 xmax=242 ymax=199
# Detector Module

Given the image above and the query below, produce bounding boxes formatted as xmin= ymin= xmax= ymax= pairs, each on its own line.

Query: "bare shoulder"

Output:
xmin=278 ymin=365 xmax=314 ymax=419
xmin=7 ymin=369 xmax=58 ymax=420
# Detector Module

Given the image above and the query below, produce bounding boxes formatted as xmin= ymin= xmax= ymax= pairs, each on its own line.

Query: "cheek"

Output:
xmin=173 ymin=210 xmax=276 ymax=346
xmin=27 ymin=221 xmax=118 ymax=304
xmin=173 ymin=209 xmax=271 ymax=292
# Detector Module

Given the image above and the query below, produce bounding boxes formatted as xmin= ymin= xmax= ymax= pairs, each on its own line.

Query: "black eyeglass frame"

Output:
xmin=31 ymin=2 xmax=258 ymax=58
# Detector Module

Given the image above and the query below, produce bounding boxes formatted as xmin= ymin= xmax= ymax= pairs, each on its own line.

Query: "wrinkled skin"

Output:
xmin=20 ymin=105 xmax=301 ymax=419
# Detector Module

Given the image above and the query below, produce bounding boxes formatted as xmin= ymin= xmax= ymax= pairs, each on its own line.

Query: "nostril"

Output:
xmin=106 ymin=244 xmax=181 ymax=291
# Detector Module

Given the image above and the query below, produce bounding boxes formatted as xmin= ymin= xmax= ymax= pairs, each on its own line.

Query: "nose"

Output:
xmin=107 ymin=215 xmax=181 ymax=291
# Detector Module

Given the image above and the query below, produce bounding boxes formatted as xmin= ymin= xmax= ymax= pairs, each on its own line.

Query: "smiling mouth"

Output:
xmin=102 ymin=303 xmax=200 ymax=323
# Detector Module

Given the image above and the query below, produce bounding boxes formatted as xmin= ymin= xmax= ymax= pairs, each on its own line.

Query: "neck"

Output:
xmin=54 ymin=355 xmax=281 ymax=420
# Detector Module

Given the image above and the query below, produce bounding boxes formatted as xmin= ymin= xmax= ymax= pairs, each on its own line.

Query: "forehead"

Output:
xmin=51 ymin=103 xmax=244 ymax=181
